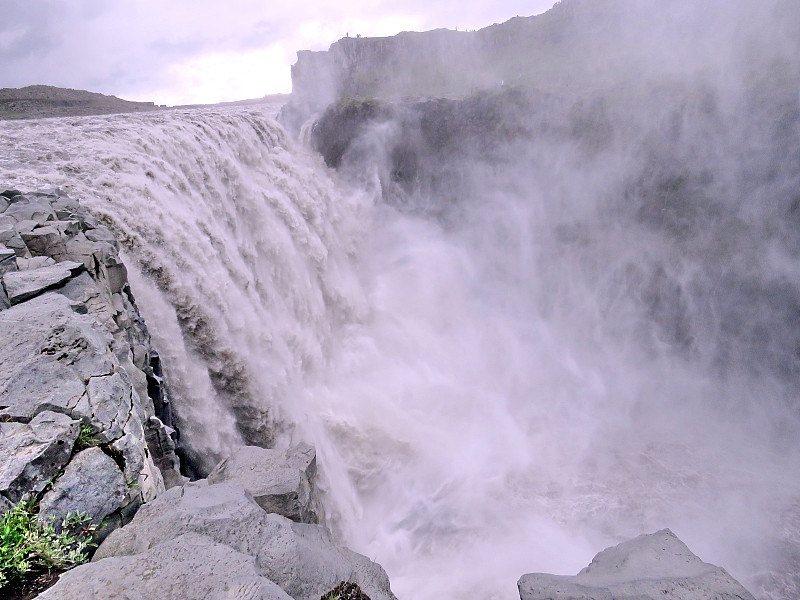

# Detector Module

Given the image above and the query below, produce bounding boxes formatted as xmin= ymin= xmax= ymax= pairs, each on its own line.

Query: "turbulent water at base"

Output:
xmin=1 ymin=101 xmax=799 ymax=600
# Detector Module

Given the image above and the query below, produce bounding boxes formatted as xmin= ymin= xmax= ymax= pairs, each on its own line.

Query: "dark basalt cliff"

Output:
xmin=283 ymin=0 xmax=799 ymax=133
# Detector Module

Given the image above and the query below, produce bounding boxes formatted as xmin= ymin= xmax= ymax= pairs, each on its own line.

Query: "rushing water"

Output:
xmin=1 ymin=102 xmax=799 ymax=600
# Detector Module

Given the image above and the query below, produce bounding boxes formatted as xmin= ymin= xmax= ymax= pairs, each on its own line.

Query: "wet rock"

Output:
xmin=16 ymin=255 xmax=57 ymax=270
xmin=517 ymin=529 xmax=756 ymax=600
xmin=38 ymin=447 xmax=127 ymax=526
xmin=2 ymin=260 xmax=84 ymax=304
xmin=37 ymin=533 xmax=294 ymax=600
xmin=94 ymin=481 xmax=396 ymax=600
xmin=3 ymin=200 xmax=56 ymax=224
xmin=0 ymin=411 xmax=79 ymax=503
xmin=207 ymin=443 xmax=321 ymax=523
xmin=84 ymin=226 xmax=118 ymax=245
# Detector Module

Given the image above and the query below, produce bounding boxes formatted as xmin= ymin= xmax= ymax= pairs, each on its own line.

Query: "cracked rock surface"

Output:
xmin=0 ymin=411 xmax=79 ymax=503
xmin=207 ymin=443 xmax=322 ymax=524
xmin=0 ymin=187 xmax=182 ymax=539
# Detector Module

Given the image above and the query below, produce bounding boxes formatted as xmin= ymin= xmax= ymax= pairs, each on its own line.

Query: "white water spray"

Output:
xmin=1 ymin=101 xmax=798 ymax=600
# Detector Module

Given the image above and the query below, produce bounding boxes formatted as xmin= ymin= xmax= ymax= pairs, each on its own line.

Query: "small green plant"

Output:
xmin=0 ymin=502 xmax=96 ymax=588
xmin=74 ymin=424 xmax=99 ymax=451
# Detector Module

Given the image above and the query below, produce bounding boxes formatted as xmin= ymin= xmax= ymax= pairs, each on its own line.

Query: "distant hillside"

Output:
xmin=0 ymin=85 xmax=159 ymax=120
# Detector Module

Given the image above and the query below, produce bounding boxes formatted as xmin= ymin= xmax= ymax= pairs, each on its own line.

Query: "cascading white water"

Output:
xmin=0 ymin=105 xmax=372 ymax=473
xmin=1 ymin=102 xmax=798 ymax=600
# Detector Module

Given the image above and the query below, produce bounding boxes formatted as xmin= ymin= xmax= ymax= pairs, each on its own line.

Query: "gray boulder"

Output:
xmin=0 ymin=243 xmax=16 ymax=275
xmin=3 ymin=200 xmax=56 ymax=224
xmin=3 ymin=232 xmax=28 ymax=257
xmin=207 ymin=443 xmax=321 ymax=523
xmin=38 ymin=447 xmax=127 ymax=526
xmin=0 ymin=411 xmax=79 ymax=502
xmin=37 ymin=533 xmax=294 ymax=600
xmin=79 ymin=372 xmax=132 ymax=443
xmin=517 ymin=529 xmax=756 ymax=600
xmin=20 ymin=225 xmax=66 ymax=256
xmin=94 ymin=481 xmax=396 ymax=600
xmin=0 ymin=359 xmax=86 ymax=422
xmin=2 ymin=260 xmax=84 ymax=304
xmin=16 ymin=256 xmax=57 ymax=270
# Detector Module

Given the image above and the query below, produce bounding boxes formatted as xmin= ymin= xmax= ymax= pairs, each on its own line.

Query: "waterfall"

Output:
xmin=0 ymin=105 xmax=371 ymax=473
xmin=2 ymin=102 xmax=798 ymax=600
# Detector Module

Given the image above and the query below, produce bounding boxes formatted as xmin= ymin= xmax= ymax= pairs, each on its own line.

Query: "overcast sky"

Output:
xmin=0 ymin=0 xmax=557 ymax=106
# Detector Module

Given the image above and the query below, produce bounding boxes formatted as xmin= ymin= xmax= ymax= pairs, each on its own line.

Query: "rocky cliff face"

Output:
xmin=0 ymin=187 xmax=182 ymax=541
xmin=284 ymin=0 xmax=799 ymax=133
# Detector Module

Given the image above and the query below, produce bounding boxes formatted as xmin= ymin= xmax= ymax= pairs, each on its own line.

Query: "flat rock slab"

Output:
xmin=0 ymin=411 xmax=79 ymax=503
xmin=0 ymin=292 xmax=114 ymax=422
xmin=3 ymin=200 xmax=56 ymax=224
xmin=38 ymin=447 xmax=127 ymax=526
xmin=94 ymin=481 xmax=396 ymax=600
xmin=0 ymin=359 xmax=86 ymax=422
xmin=518 ymin=529 xmax=756 ymax=600
xmin=2 ymin=260 xmax=84 ymax=304
xmin=37 ymin=533 xmax=294 ymax=600
xmin=207 ymin=443 xmax=320 ymax=523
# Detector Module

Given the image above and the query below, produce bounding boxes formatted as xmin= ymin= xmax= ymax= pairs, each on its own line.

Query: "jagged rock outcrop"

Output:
xmin=518 ymin=529 xmax=756 ymax=600
xmin=207 ymin=443 xmax=323 ymax=523
xmin=0 ymin=187 xmax=182 ymax=538
xmin=53 ymin=450 xmax=397 ymax=600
